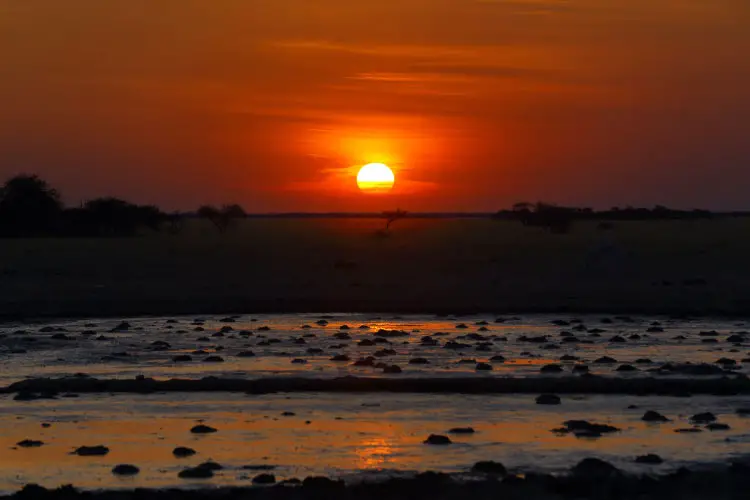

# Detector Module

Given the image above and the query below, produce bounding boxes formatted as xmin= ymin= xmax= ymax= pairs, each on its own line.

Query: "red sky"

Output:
xmin=1 ymin=0 xmax=749 ymax=211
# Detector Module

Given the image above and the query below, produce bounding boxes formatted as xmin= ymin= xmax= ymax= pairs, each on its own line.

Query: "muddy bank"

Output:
xmin=2 ymin=219 xmax=750 ymax=321
xmin=5 ymin=462 xmax=750 ymax=500
xmin=4 ymin=375 xmax=750 ymax=396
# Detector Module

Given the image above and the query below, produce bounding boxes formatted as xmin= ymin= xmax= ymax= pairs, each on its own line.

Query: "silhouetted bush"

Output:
xmin=0 ymin=174 xmax=63 ymax=237
xmin=62 ymin=198 xmax=166 ymax=237
xmin=509 ymin=202 xmax=574 ymax=234
xmin=197 ymin=204 xmax=247 ymax=232
xmin=494 ymin=202 xmax=718 ymax=225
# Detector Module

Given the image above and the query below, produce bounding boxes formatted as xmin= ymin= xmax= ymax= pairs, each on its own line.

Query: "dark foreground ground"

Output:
xmin=1 ymin=218 xmax=750 ymax=319
xmin=6 ymin=462 xmax=750 ymax=500
xmin=4 ymin=375 xmax=750 ymax=396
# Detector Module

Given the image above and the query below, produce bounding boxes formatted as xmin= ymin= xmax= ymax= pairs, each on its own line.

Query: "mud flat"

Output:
xmin=5 ymin=462 xmax=750 ymax=500
xmin=2 ymin=218 xmax=750 ymax=319
xmin=5 ymin=375 xmax=750 ymax=396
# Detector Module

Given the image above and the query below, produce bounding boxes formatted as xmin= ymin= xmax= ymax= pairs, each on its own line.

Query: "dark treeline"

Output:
xmin=0 ymin=174 xmax=245 ymax=238
xmin=492 ymin=202 xmax=726 ymax=233
xmin=0 ymin=174 xmax=744 ymax=238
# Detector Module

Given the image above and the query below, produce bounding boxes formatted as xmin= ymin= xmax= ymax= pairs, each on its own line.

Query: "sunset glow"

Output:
xmin=357 ymin=163 xmax=395 ymax=192
xmin=0 ymin=1 xmax=748 ymax=211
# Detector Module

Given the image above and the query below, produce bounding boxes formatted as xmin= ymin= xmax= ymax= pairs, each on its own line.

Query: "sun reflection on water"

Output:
xmin=355 ymin=437 xmax=394 ymax=469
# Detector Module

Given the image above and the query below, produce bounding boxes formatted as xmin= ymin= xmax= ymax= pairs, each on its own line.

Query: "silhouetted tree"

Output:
xmin=0 ymin=174 xmax=63 ymax=237
xmin=510 ymin=202 xmax=573 ymax=234
xmin=197 ymin=204 xmax=246 ymax=232
xmin=383 ymin=209 xmax=408 ymax=230
xmin=63 ymin=198 xmax=165 ymax=236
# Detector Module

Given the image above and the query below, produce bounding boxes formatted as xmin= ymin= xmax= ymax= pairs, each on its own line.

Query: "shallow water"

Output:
xmin=2 ymin=392 xmax=750 ymax=492
xmin=0 ymin=313 xmax=749 ymax=492
xmin=0 ymin=313 xmax=748 ymax=385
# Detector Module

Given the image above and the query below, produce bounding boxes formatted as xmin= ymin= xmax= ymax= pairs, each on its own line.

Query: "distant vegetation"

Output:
xmin=0 ymin=173 xmax=739 ymax=238
xmin=197 ymin=204 xmax=247 ymax=233
xmin=493 ymin=201 xmax=720 ymax=234
xmin=0 ymin=174 xmax=245 ymax=238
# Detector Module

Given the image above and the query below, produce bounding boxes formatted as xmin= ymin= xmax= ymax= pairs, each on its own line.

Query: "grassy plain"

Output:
xmin=1 ymin=217 xmax=749 ymax=318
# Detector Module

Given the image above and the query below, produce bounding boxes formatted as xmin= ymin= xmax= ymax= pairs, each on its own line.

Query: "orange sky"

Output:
xmin=1 ymin=0 xmax=749 ymax=211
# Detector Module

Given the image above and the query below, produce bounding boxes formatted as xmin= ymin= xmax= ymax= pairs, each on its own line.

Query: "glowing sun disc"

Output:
xmin=357 ymin=163 xmax=395 ymax=192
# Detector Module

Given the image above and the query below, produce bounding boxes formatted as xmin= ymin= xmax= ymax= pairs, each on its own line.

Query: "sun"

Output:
xmin=357 ymin=163 xmax=395 ymax=192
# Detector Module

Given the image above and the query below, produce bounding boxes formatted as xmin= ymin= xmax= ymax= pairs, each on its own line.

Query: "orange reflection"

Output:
xmin=355 ymin=437 xmax=394 ymax=469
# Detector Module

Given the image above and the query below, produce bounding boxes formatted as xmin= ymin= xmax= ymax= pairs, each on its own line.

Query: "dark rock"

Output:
xmin=383 ymin=364 xmax=402 ymax=374
xmin=444 ymin=341 xmax=470 ymax=349
xmin=374 ymin=348 xmax=397 ymax=357
xmin=635 ymin=454 xmax=663 ymax=464
xmin=281 ymin=412 xmax=295 ymax=416
xmin=560 ymin=355 xmax=580 ymax=361
xmin=252 ymin=473 xmax=276 ymax=484
xmin=490 ymin=355 xmax=506 ymax=362
xmin=471 ymin=460 xmax=507 ymax=475
xmin=242 ymin=465 xmax=276 ymax=471
xmin=699 ymin=330 xmax=719 ymax=336
xmin=172 ymin=355 xmax=192 ymax=362
xmin=475 ymin=362 xmax=492 ymax=371
xmin=540 ymin=364 xmax=563 ymax=373
xmin=674 ymin=428 xmax=703 ymax=433
xmin=178 ymin=467 xmax=214 ymax=479
xmin=197 ymin=461 xmax=223 ymax=471
xmin=190 ymin=424 xmax=217 ymax=434
xmin=520 ymin=335 xmax=548 ymax=343
xmin=409 ymin=357 xmax=430 ymax=364
xmin=237 ymin=350 xmax=255 ymax=357
xmin=616 ymin=364 xmax=638 ymax=372
xmin=642 ymin=411 xmax=670 ymax=422
xmin=73 ymin=445 xmax=109 ymax=456
xmin=173 ymin=447 xmax=197 ymax=457
xmin=706 ymin=423 xmax=730 ymax=431
xmin=716 ymin=358 xmax=737 ymax=365
xmin=573 ymin=365 xmax=589 ymax=373
xmin=331 ymin=354 xmax=350 ymax=361
xmin=424 ymin=434 xmax=452 ymax=445
xmin=593 ymin=356 xmax=618 ymax=364
xmin=291 ymin=358 xmax=307 ymax=364
xmin=571 ymin=458 xmax=620 ymax=478
xmin=448 ymin=427 xmax=475 ymax=434
xmin=563 ymin=420 xmax=620 ymax=435
xmin=536 ymin=394 xmax=561 ymax=405
xmin=16 ymin=439 xmax=44 ymax=448
xmin=112 ymin=464 xmax=140 ymax=476
xmin=690 ymin=412 xmax=717 ymax=423
xmin=353 ymin=357 xmax=375 ymax=367
xmin=203 ymin=356 xmax=224 ymax=363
